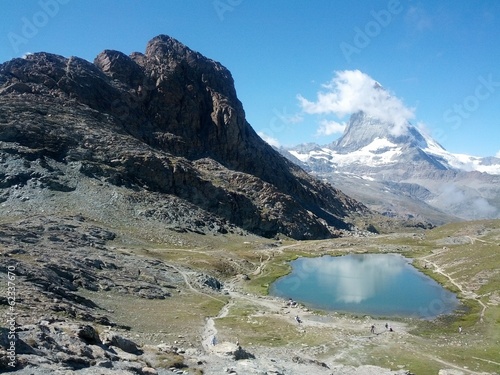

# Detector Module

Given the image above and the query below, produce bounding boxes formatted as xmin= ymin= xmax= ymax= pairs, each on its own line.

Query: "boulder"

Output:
xmin=77 ymin=325 xmax=101 ymax=345
xmin=100 ymin=332 xmax=142 ymax=354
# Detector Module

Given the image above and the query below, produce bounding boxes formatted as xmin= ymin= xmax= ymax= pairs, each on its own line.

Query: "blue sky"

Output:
xmin=1 ymin=0 xmax=499 ymax=157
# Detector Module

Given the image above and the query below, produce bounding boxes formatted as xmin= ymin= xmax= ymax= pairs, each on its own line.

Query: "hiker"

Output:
xmin=458 ymin=326 xmax=462 ymax=334
xmin=385 ymin=323 xmax=389 ymax=330
xmin=212 ymin=336 xmax=217 ymax=346
xmin=370 ymin=325 xmax=375 ymax=334
xmin=295 ymin=315 xmax=302 ymax=324
xmin=389 ymin=326 xmax=394 ymax=332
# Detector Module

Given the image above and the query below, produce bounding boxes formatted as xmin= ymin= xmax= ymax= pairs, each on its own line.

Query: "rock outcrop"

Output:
xmin=0 ymin=35 xmax=367 ymax=240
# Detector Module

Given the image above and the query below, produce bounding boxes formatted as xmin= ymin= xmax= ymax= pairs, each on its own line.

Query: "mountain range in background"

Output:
xmin=279 ymin=111 xmax=500 ymax=224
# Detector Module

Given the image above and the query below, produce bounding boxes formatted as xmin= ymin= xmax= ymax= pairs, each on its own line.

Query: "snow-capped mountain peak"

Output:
xmin=281 ymin=111 xmax=500 ymax=222
xmin=288 ymin=111 xmax=500 ymax=175
xmin=333 ymin=111 xmax=432 ymax=152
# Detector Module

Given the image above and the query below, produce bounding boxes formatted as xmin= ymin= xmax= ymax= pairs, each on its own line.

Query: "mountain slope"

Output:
xmin=0 ymin=35 xmax=367 ymax=240
xmin=283 ymin=111 xmax=500 ymax=222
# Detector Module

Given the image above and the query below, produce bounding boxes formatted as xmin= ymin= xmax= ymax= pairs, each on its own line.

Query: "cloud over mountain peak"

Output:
xmin=298 ymin=70 xmax=415 ymax=136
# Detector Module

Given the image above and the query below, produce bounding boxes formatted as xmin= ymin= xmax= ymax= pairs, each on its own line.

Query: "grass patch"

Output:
xmin=77 ymin=289 xmax=227 ymax=345
xmin=217 ymin=313 xmax=326 ymax=347
xmin=244 ymin=257 xmax=293 ymax=295
xmin=411 ymin=298 xmax=481 ymax=338
xmin=214 ymin=300 xmax=331 ymax=348
xmin=369 ymin=346 xmax=443 ymax=374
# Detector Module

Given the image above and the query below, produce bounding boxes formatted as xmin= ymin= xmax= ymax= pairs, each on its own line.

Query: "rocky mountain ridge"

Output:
xmin=282 ymin=111 xmax=500 ymax=223
xmin=0 ymin=35 xmax=369 ymax=240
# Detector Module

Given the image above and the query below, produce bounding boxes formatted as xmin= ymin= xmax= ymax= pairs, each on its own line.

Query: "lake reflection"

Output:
xmin=269 ymin=254 xmax=459 ymax=318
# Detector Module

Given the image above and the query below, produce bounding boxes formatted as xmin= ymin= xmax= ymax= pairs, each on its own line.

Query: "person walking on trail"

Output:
xmin=295 ymin=315 xmax=302 ymax=324
xmin=458 ymin=326 xmax=462 ymax=334
xmin=370 ymin=325 xmax=375 ymax=334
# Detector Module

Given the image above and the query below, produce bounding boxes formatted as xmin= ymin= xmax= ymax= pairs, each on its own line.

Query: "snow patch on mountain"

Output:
xmin=423 ymin=148 xmax=500 ymax=175
xmin=290 ymin=137 xmax=405 ymax=168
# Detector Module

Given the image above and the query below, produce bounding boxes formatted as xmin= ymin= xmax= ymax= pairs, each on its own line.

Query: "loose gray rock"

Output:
xmin=100 ymin=332 xmax=142 ymax=354
xmin=78 ymin=325 xmax=102 ymax=345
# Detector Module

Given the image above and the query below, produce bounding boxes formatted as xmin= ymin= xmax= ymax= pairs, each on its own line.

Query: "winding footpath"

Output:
xmin=420 ymin=254 xmax=487 ymax=322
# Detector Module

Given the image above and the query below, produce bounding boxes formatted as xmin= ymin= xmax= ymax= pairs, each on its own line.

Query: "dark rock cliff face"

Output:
xmin=0 ymin=35 xmax=367 ymax=239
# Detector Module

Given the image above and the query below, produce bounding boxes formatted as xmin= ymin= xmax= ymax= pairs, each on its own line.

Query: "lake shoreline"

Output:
xmin=268 ymin=253 xmax=460 ymax=319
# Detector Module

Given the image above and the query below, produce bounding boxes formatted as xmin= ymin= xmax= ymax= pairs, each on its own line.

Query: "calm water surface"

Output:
xmin=269 ymin=254 xmax=459 ymax=318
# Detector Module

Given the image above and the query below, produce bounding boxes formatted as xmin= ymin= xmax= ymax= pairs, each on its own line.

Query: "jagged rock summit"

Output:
xmin=0 ymin=35 xmax=367 ymax=240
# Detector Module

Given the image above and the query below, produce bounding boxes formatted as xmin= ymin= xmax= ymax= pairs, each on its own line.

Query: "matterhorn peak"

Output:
xmin=331 ymin=111 xmax=427 ymax=154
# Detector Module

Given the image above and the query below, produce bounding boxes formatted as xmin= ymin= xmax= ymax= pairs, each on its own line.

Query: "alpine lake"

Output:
xmin=269 ymin=253 xmax=460 ymax=319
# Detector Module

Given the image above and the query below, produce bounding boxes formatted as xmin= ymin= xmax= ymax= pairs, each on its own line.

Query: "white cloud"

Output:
xmin=316 ymin=120 xmax=347 ymax=136
xmin=258 ymin=132 xmax=280 ymax=148
xmin=438 ymin=184 xmax=497 ymax=218
xmin=496 ymin=150 xmax=500 ymax=158
xmin=298 ymin=70 xmax=415 ymax=136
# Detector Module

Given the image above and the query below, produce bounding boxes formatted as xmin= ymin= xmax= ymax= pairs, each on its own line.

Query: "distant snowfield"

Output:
xmin=289 ymin=135 xmax=500 ymax=175
xmin=290 ymin=138 xmax=401 ymax=167
xmin=421 ymin=131 xmax=500 ymax=175
xmin=424 ymin=148 xmax=500 ymax=175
